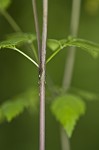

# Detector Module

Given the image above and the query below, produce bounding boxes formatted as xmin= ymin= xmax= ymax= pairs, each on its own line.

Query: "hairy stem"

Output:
xmin=32 ymin=0 xmax=41 ymax=62
xmin=39 ymin=0 xmax=48 ymax=150
xmin=61 ymin=0 xmax=81 ymax=150
xmin=0 ymin=9 xmax=21 ymax=32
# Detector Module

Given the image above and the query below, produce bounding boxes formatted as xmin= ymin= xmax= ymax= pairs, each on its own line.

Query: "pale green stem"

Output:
xmin=46 ymin=48 xmax=61 ymax=64
xmin=13 ymin=47 xmax=39 ymax=67
xmin=46 ymin=44 xmax=68 ymax=64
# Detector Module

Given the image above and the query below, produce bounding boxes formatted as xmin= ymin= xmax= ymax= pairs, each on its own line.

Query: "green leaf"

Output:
xmin=47 ymin=37 xmax=99 ymax=63
xmin=61 ymin=37 xmax=99 ymax=58
xmin=1 ymin=99 xmax=26 ymax=122
xmin=0 ymin=0 xmax=11 ymax=10
xmin=0 ymin=33 xmax=39 ymax=67
xmin=51 ymin=94 xmax=86 ymax=137
xmin=47 ymin=39 xmax=61 ymax=51
xmin=0 ymin=88 xmax=38 ymax=122
xmin=0 ymin=33 xmax=36 ymax=49
xmin=7 ymin=32 xmax=36 ymax=44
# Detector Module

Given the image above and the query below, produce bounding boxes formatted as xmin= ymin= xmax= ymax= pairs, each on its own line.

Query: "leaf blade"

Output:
xmin=47 ymin=37 xmax=99 ymax=64
xmin=51 ymin=94 xmax=86 ymax=137
xmin=63 ymin=37 xmax=99 ymax=58
xmin=0 ymin=88 xmax=38 ymax=122
xmin=0 ymin=33 xmax=36 ymax=49
xmin=47 ymin=39 xmax=61 ymax=51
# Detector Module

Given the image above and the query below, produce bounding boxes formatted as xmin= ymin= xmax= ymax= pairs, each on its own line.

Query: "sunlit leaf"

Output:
xmin=51 ymin=94 xmax=86 ymax=137
xmin=0 ymin=0 xmax=11 ymax=10
xmin=0 ymin=88 xmax=38 ymax=122
xmin=2 ymin=99 xmax=26 ymax=122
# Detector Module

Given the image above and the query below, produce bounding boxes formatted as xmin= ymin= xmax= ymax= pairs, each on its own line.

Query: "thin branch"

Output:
xmin=46 ymin=47 xmax=61 ymax=64
xmin=32 ymin=0 xmax=41 ymax=62
xmin=39 ymin=0 xmax=48 ymax=150
xmin=13 ymin=47 xmax=39 ymax=67
xmin=61 ymin=0 xmax=82 ymax=150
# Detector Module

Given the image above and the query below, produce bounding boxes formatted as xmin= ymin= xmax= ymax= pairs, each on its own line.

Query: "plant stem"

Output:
xmin=0 ymin=9 xmax=21 ymax=32
xmin=32 ymin=0 xmax=41 ymax=62
xmin=46 ymin=47 xmax=61 ymax=64
xmin=61 ymin=0 xmax=81 ymax=150
xmin=62 ymin=0 xmax=81 ymax=90
xmin=39 ymin=0 xmax=48 ymax=150
xmin=13 ymin=47 xmax=39 ymax=67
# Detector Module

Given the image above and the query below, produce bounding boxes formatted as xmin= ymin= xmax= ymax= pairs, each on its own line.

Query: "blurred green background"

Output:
xmin=0 ymin=0 xmax=99 ymax=150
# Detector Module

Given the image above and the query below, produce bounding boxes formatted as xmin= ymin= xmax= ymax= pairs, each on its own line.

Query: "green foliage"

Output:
xmin=0 ymin=0 xmax=11 ymax=10
xmin=0 ymin=33 xmax=36 ymax=49
xmin=0 ymin=88 xmax=38 ymax=123
xmin=0 ymin=33 xmax=39 ymax=67
xmin=0 ymin=0 xmax=98 ymax=141
xmin=63 ymin=37 xmax=99 ymax=58
xmin=47 ymin=39 xmax=61 ymax=51
xmin=47 ymin=36 xmax=99 ymax=63
xmin=51 ymin=94 xmax=86 ymax=137
xmin=7 ymin=33 xmax=36 ymax=44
